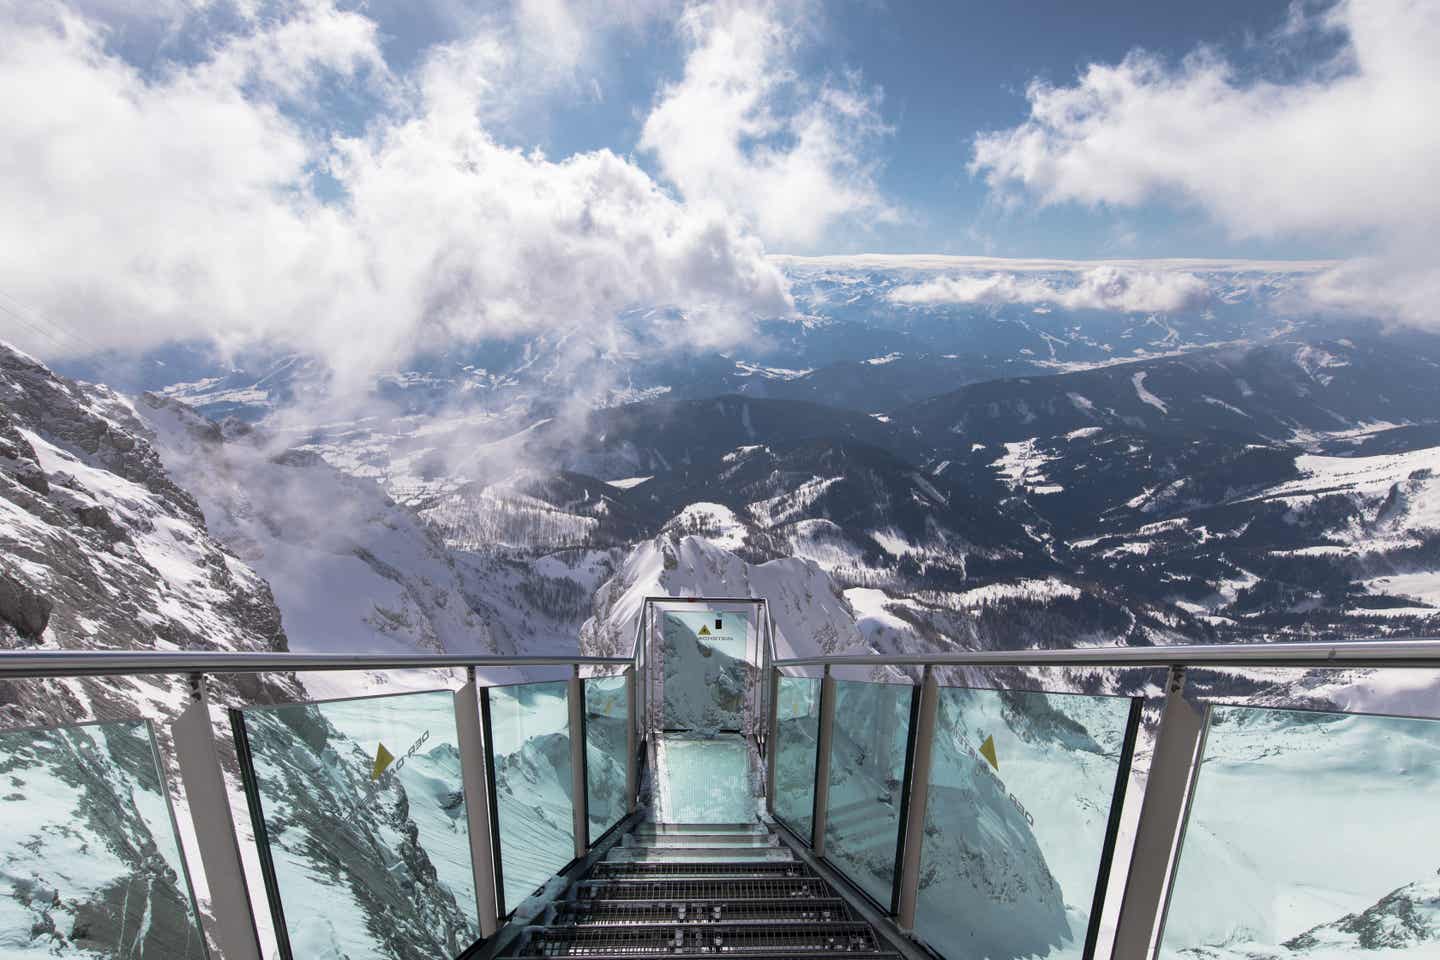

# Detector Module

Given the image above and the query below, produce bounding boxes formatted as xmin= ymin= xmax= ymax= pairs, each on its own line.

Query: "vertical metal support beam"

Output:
xmin=625 ymin=665 xmax=638 ymax=814
xmin=170 ymin=675 xmax=264 ymax=960
xmin=631 ymin=608 xmax=647 ymax=745
xmin=755 ymin=608 xmax=768 ymax=753
xmin=1112 ymin=666 xmax=1209 ymax=960
xmin=895 ymin=667 xmax=938 ymax=932
xmin=764 ymin=665 xmax=781 ymax=815
xmin=455 ymin=672 xmax=500 ymax=938
xmin=758 ymin=601 xmax=772 ymax=753
xmin=568 ymin=669 xmax=590 ymax=858
xmin=811 ymin=666 xmax=837 ymax=856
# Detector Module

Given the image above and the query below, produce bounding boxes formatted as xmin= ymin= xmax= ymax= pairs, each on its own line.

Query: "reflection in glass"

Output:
xmin=655 ymin=734 xmax=753 ymax=823
xmin=486 ymin=682 xmax=575 ymax=913
xmin=1161 ymin=705 xmax=1440 ymax=960
xmin=824 ymin=679 xmax=915 ymax=907
xmin=773 ymin=676 xmax=821 ymax=839
xmin=585 ymin=675 xmax=628 ymax=840
xmin=238 ymin=691 xmax=477 ymax=959
xmin=0 ymin=719 xmax=207 ymax=959
xmin=661 ymin=609 xmax=749 ymax=732
xmin=915 ymin=687 xmax=1135 ymax=960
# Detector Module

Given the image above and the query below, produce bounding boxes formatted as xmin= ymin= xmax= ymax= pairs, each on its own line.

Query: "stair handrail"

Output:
xmin=765 ymin=634 xmax=1440 ymax=960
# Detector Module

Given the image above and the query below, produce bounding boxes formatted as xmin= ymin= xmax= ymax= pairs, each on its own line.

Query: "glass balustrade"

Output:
xmin=584 ymin=675 xmax=628 ymax=841
xmin=233 ymin=689 xmax=478 ymax=960
xmin=773 ymin=674 xmax=821 ymax=839
xmin=483 ymin=681 xmax=575 ymax=915
xmin=0 ymin=718 xmax=208 ymax=959
xmin=914 ymin=686 xmax=1139 ymax=960
xmin=823 ymin=678 xmax=917 ymax=908
xmin=1160 ymin=704 xmax=1440 ymax=960
xmin=661 ymin=608 xmax=750 ymax=732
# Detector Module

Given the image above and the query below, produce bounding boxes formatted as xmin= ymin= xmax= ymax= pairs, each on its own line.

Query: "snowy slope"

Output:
xmin=1160 ymin=707 xmax=1440 ymax=960
xmin=138 ymin=396 xmax=517 ymax=658
xmin=0 ymin=342 xmax=294 ymax=723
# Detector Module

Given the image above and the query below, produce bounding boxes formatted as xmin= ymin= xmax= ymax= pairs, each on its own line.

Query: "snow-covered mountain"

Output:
xmin=8 ymin=259 xmax=1440 ymax=960
xmin=137 ymin=395 xmax=522 ymax=659
xmin=0 ymin=343 xmax=295 ymax=726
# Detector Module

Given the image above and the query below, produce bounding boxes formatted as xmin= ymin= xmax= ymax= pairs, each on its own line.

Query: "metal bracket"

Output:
xmin=764 ymin=665 xmax=781 ymax=815
xmin=171 ymin=680 xmax=264 ymax=960
xmin=811 ymin=666 xmax=837 ymax=856
xmin=625 ymin=665 xmax=638 ymax=814
xmin=895 ymin=667 xmax=938 ymax=931
xmin=568 ymin=670 xmax=590 ymax=858
xmin=1111 ymin=666 xmax=1209 ymax=960
xmin=455 ymin=675 xmax=501 ymax=938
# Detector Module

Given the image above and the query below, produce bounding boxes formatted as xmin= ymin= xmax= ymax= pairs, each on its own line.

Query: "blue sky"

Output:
xmin=0 ymin=0 xmax=1434 ymax=370
xmin=522 ymin=0 xmax=1323 ymax=257
xmin=81 ymin=0 xmax=1354 ymax=258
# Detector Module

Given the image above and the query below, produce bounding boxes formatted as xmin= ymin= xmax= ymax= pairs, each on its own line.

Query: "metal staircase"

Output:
xmin=505 ymin=822 xmax=903 ymax=958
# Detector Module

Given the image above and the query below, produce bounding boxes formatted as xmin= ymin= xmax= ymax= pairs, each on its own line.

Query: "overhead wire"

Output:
xmin=0 ymin=287 xmax=98 ymax=359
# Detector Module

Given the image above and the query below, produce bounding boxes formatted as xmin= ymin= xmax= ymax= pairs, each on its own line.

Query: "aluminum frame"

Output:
xmin=6 ymin=633 xmax=1440 ymax=960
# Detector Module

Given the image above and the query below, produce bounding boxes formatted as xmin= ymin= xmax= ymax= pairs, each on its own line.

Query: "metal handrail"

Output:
xmin=767 ymin=638 xmax=1440 ymax=960
xmin=773 ymin=637 xmax=1440 ymax=670
xmin=0 ymin=650 xmax=632 ymax=679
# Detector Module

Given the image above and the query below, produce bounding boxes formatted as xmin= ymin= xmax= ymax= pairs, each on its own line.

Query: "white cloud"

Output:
xmin=970 ymin=0 xmax=1440 ymax=325
xmin=887 ymin=267 xmax=1211 ymax=313
xmin=513 ymin=0 xmax=678 ymax=82
xmin=640 ymin=0 xmax=894 ymax=250
xmin=0 ymin=1 xmax=792 ymax=394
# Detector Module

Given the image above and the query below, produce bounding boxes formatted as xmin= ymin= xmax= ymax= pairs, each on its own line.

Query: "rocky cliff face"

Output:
xmin=0 ymin=342 xmax=293 ymax=727
xmin=0 ymin=719 xmax=208 ymax=958
xmin=238 ymin=695 xmax=479 ymax=959
xmin=1286 ymin=876 xmax=1440 ymax=953
xmin=0 ymin=342 xmax=311 ymax=957
xmin=136 ymin=393 xmax=517 ymax=660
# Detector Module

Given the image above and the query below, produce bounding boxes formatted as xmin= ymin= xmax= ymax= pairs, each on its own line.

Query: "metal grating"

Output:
xmin=516 ymin=921 xmax=889 ymax=957
xmin=577 ymin=877 xmax=832 ymax=902
xmin=627 ymin=834 xmax=775 ymax=846
xmin=591 ymin=861 xmax=814 ymax=880
xmin=556 ymin=898 xmax=853 ymax=925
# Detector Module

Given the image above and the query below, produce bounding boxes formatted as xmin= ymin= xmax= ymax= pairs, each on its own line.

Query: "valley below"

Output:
xmin=5 ymin=260 xmax=1440 ymax=958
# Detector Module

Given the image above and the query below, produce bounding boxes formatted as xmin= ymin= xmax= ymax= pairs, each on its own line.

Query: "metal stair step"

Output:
xmin=624 ymin=832 xmax=777 ymax=847
xmin=632 ymin=823 xmax=766 ymax=837
xmin=575 ymin=876 xmax=833 ymax=902
xmin=552 ymin=897 xmax=853 ymax=926
xmin=513 ymin=920 xmax=896 ymax=957
xmin=590 ymin=860 xmax=815 ymax=880
xmin=605 ymin=846 xmax=792 ymax=863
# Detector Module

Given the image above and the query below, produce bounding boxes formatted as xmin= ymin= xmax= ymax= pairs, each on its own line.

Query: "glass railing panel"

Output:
xmin=824 ymin=678 xmax=916 ymax=907
xmin=0 ymin=718 xmax=207 ymax=958
xmin=661 ymin=608 xmax=749 ymax=732
xmin=234 ymin=690 xmax=477 ymax=959
xmin=1160 ymin=704 xmax=1440 ymax=959
xmin=773 ymin=675 xmax=821 ymax=839
xmin=915 ymin=686 xmax=1138 ymax=960
xmin=584 ymin=675 xmax=628 ymax=840
xmin=484 ymin=681 xmax=574 ymax=914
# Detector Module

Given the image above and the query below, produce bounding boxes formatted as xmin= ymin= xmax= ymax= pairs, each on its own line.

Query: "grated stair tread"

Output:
xmin=513 ymin=921 xmax=892 ymax=957
xmin=576 ymin=877 xmax=833 ymax=902
xmin=553 ymin=898 xmax=854 ymax=925
xmin=504 ymin=823 xmax=903 ymax=959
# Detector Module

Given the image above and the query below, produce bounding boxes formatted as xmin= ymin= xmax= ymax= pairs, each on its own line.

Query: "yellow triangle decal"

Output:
xmin=698 ymin=625 xmax=711 ymax=636
xmin=372 ymin=743 xmax=396 ymax=780
xmin=979 ymin=735 xmax=999 ymax=772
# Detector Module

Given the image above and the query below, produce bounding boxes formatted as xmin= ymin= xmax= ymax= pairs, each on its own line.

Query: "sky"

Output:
xmin=0 ymin=0 xmax=1436 ymax=379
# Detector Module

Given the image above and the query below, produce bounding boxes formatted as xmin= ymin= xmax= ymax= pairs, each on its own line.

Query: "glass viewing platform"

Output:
xmin=2 ymin=597 xmax=1438 ymax=959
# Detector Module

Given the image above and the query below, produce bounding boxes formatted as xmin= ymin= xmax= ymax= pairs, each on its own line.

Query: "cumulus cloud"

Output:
xmin=0 ymin=1 xmax=792 ymax=394
xmin=970 ymin=0 xmax=1440 ymax=325
xmin=888 ymin=267 xmax=1211 ymax=314
xmin=640 ymin=0 xmax=895 ymax=250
